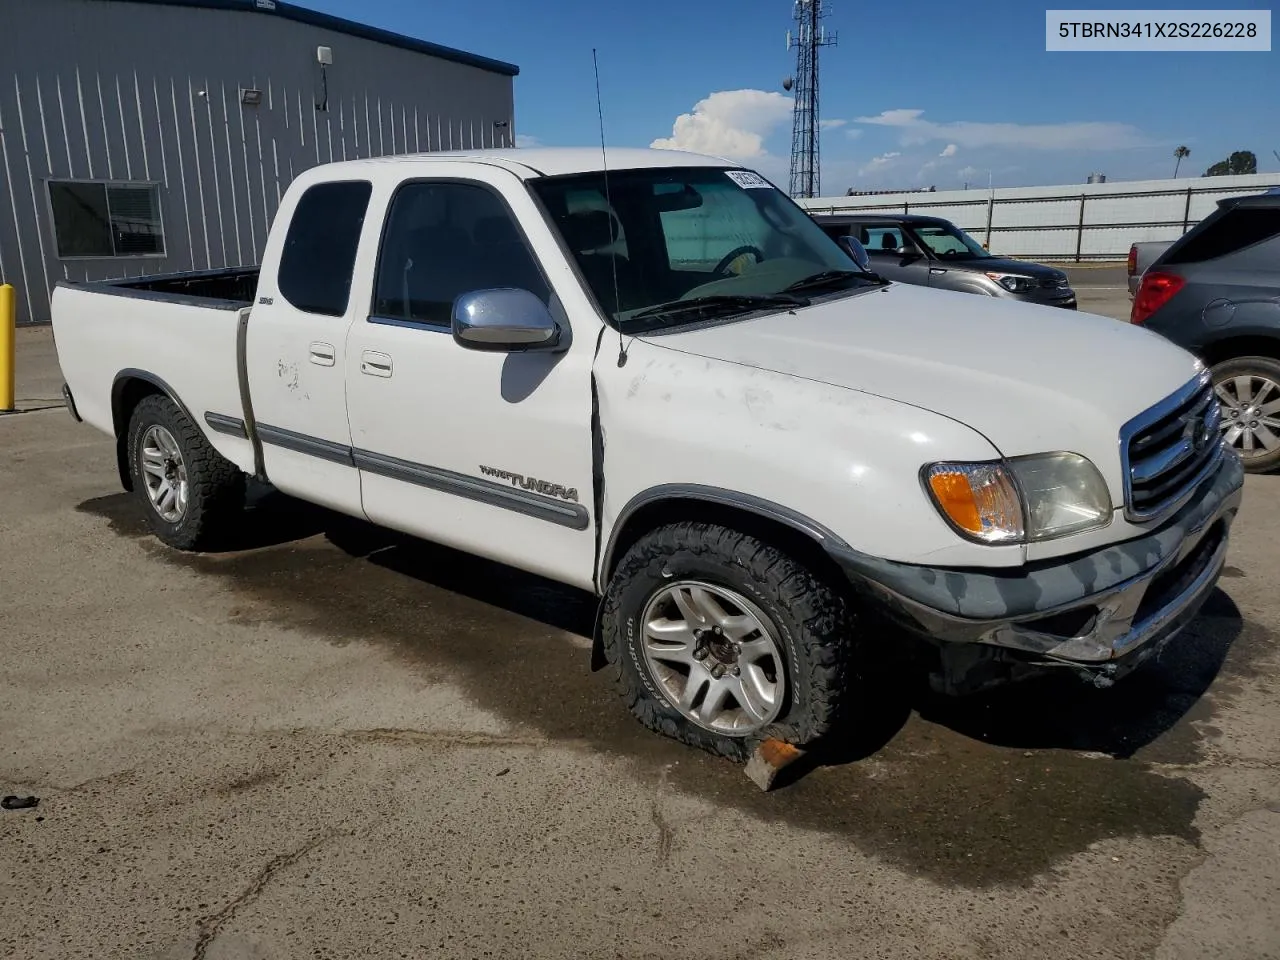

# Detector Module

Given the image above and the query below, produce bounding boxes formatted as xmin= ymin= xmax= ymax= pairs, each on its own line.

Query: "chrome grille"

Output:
xmin=1121 ymin=374 xmax=1223 ymax=522
xmin=1039 ymin=276 xmax=1069 ymax=289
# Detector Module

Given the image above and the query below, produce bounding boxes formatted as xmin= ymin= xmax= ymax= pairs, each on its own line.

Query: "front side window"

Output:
xmin=373 ymin=181 xmax=549 ymax=326
xmin=911 ymin=222 xmax=990 ymax=260
xmin=530 ymin=166 xmax=867 ymax=330
xmin=48 ymin=181 xmax=164 ymax=258
xmin=277 ymin=180 xmax=372 ymax=317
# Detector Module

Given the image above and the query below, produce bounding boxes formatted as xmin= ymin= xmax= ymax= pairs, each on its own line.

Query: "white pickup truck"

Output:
xmin=53 ymin=148 xmax=1243 ymax=760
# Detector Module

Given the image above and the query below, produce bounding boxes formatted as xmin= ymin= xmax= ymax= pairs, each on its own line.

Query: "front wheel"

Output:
xmin=600 ymin=522 xmax=858 ymax=761
xmin=1211 ymin=356 xmax=1280 ymax=474
xmin=127 ymin=394 xmax=245 ymax=550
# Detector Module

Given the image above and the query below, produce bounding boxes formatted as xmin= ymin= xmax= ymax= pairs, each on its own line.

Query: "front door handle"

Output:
xmin=361 ymin=350 xmax=393 ymax=378
xmin=929 ymin=267 xmax=947 ymax=275
xmin=309 ymin=342 xmax=336 ymax=366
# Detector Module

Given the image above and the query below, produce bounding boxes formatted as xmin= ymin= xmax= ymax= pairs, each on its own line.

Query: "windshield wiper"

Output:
xmin=783 ymin=269 xmax=881 ymax=292
xmin=626 ymin=292 xmax=810 ymax=326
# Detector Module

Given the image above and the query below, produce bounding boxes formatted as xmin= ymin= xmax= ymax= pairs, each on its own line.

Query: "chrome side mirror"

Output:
xmin=452 ymin=288 xmax=562 ymax=352
xmin=838 ymin=235 xmax=873 ymax=273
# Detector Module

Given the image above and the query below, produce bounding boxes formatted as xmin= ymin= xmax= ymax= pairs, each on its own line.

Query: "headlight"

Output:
xmin=923 ymin=453 xmax=1112 ymax=544
xmin=985 ymin=272 xmax=1036 ymax=294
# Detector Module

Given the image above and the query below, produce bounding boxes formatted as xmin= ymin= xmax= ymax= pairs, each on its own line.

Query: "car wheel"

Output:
xmin=600 ymin=522 xmax=857 ymax=761
xmin=1211 ymin=356 xmax=1280 ymax=474
xmin=127 ymin=394 xmax=246 ymax=549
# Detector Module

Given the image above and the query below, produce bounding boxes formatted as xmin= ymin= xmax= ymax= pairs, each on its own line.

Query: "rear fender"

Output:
xmin=109 ymin=370 xmax=198 ymax=491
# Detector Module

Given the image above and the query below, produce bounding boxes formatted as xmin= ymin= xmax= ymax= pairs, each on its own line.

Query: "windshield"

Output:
xmin=911 ymin=221 xmax=991 ymax=260
xmin=528 ymin=166 xmax=869 ymax=329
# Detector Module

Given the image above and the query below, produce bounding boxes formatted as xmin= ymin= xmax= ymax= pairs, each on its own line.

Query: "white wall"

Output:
xmin=798 ymin=173 xmax=1280 ymax=261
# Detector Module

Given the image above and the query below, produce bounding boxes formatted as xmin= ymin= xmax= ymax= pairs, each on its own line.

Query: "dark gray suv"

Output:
xmin=1135 ymin=188 xmax=1280 ymax=473
xmin=811 ymin=213 xmax=1077 ymax=308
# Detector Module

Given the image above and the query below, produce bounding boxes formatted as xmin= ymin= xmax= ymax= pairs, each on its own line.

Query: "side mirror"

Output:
xmin=452 ymin=288 xmax=562 ymax=352
xmin=837 ymin=235 xmax=872 ymax=272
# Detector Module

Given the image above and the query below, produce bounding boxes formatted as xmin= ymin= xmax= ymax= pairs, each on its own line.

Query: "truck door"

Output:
xmin=343 ymin=167 xmax=598 ymax=591
xmin=243 ymin=178 xmax=371 ymax=515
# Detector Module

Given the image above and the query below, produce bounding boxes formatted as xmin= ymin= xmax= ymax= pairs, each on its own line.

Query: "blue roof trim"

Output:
xmin=87 ymin=0 xmax=520 ymax=76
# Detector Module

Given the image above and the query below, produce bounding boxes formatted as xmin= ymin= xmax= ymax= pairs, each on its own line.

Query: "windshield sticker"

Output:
xmin=725 ymin=170 xmax=772 ymax=189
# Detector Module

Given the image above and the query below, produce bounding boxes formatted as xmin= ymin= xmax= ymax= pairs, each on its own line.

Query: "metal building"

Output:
xmin=0 ymin=0 xmax=519 ymax=324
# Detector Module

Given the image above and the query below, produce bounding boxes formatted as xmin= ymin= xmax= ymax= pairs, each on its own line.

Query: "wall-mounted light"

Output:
xmin=315 ymin=46 xmax=333 ymax=112
xmin=240 ymin=88 xmax=263 ymax=107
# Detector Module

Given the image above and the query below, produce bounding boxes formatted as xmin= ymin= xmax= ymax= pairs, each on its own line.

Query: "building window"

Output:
xmin=48 ymin=181 xmax=165 ymax=258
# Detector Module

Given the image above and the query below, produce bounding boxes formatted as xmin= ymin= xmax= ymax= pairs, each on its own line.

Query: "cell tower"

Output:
xmin=784 ymin=0 xmax=837 ymax=198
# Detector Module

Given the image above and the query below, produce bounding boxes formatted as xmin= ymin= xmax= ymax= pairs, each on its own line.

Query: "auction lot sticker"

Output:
xmin=1046 ymin=9 xmax=1271 ymax=50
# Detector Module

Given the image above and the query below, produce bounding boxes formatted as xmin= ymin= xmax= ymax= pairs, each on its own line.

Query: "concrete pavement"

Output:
xmin=2 ymin=327 xmax=1278 ymax=960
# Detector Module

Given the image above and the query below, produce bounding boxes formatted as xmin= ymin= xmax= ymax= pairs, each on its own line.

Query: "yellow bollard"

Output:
xmin=0 ymin=284 xmax=14 ymax=413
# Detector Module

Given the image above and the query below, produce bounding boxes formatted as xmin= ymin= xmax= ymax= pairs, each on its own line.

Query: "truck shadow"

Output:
xmin=80 ymin=486 xmax=1248 ymax=764
xmin=78 ymin=488 xmax=1262 ymax=885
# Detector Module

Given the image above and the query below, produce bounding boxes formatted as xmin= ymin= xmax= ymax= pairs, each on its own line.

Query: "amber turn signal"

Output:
xmin=925 ymin=462 xmax=1024 ymax=543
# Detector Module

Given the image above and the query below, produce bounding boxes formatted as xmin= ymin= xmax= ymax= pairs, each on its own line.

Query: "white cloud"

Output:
xmin=956 ymin=165 xmax=979 ymax=179
xmin=844 ymin=127 xmax=863 ymax=140
xmin=651 ymin=89 xmax=793 ymax=159
xmin=820 ymin=118 xmax=847 ymax=130
xmin=939 ymin=143 xmax=958 ymax=158
xmin=514 ymin=134 xmax=541 ymax=148
xmin=859 ymin=108 xmax=926 ymax=126
xmin=854 ymin=108 xmax=1149 ymax=151
xmin=858 ymin=151 xmax=901 ymax=176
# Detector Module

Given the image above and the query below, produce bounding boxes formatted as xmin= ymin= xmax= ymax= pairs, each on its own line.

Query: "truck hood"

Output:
xmin=644 ymin=283 xmax=1202 ymax=497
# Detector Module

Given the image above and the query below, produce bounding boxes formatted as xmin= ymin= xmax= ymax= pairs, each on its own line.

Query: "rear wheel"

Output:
xmin=1211 ymin=356 xmax=1280 ymax=474
xmin=127 ymin=394 xmax=245 ymax=550
xmin=601 ymin=522 xmax=858 ymax=761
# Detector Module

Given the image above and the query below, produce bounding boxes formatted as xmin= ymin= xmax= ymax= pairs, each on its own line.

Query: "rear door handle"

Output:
xmin=361 ymin=350 xmax=393 ymax=378
xmin=309 ymin=342 xmax=336 ymax=366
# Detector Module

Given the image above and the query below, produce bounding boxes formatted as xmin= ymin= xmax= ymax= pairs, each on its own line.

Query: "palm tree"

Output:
xmin=1174 ymin=145 xmax=1190 ymax=178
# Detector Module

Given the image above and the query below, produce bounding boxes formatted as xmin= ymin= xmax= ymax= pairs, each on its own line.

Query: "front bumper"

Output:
xmin=829 ymin=451 xmax=1244 ymax=691
xmin=1012 ymin=290 xmax=1077 ymax=310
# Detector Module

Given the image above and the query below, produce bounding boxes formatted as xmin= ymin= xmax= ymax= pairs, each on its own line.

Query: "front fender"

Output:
xmin=594 ymin=338 xmax=1018 ymax=572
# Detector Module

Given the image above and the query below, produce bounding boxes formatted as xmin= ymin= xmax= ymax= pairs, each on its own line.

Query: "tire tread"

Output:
xmin=127 ymin=394 xmax=245 ymax=550
xmin=601 ymin=521 xmax=858 ymax=761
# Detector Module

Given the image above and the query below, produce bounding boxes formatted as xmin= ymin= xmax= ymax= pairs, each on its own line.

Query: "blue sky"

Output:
xmin=301 ymin=0 xmax=1278 ymax=192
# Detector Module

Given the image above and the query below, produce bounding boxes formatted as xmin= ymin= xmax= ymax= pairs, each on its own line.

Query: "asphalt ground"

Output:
xmin=2 ymin=320 xmax=1278 ymax=960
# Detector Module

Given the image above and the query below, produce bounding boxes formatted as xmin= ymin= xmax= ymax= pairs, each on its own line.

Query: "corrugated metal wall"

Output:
xmin=0 ymin=0 xmax=516 ymax=323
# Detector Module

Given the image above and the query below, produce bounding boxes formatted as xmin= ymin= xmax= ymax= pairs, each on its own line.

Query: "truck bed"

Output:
xmin=77 ymin=267 xmax=260 ymax=308
xmin=51 ymin=267 xmax=260 ymax=483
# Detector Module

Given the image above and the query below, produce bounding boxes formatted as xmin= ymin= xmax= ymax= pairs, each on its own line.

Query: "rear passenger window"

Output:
xmin=862 ymin=226 xmax=904 ymax=254
xmin=373 ymin=182 xmax=549 ymax=327
xmin=1166 ymin=208 xmax=1280 ymax=265
xmin=277 ymin=181 xmax=372 ymax=316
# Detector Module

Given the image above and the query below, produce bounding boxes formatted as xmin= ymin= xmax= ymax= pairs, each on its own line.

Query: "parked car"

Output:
xmin=53 ymin=148 xmax=1242 ymax=761
xmin=1127 ymin=240 xmax=1174 ymax=298
xmin=810 ymin=212 xmax=1077 ymax=308
xmin=1133 ymin=188 xmax=1280 ymax=473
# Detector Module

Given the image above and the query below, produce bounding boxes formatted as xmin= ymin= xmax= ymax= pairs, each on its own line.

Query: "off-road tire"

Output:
xmin=126 ymin=394 xmax=245 ymax=550
xmin=1210 ymin=355 xmax=1280 ymax=474
xmin=601 ymin=522 xmax=858 ymax=761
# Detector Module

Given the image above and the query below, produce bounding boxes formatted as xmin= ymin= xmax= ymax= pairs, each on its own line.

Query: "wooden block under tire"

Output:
xmin=744 ymin=738 xmax=805 ymax=792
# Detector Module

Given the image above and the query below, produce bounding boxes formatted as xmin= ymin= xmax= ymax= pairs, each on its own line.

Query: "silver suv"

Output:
xmin=812 ymin=212 xmax=1077 ymax=308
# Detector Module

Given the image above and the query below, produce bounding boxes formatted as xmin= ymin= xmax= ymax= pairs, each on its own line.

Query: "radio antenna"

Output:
xmin=592 ymin=48 xmax=627 ymax=367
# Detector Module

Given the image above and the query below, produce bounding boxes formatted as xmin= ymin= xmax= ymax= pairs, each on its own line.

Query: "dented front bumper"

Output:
xmin=829 ymin=452 xmax=1244 ymax=692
